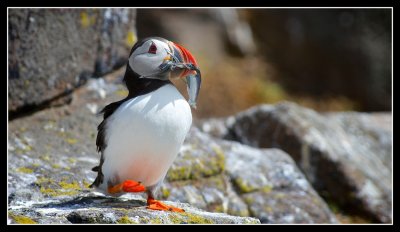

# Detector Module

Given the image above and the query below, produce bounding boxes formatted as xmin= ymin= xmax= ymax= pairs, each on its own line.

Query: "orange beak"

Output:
xmin=171 ymin=42 xmax=198 ymax=78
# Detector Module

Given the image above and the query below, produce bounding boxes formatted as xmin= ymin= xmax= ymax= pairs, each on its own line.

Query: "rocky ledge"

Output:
xmin=9 ymin=192 xmax=259 ymax=224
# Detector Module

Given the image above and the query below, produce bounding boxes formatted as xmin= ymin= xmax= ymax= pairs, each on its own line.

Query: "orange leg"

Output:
xmin=107 ymin=180 xmax=146 ymax=194
xmin=147 ymin=196 xmax=185 ymax=213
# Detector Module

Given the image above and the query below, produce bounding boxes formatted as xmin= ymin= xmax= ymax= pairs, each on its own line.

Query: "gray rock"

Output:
xmin=8 ymin=193 xmax=259 ymax=224
xmin=8 ymin=73 xmax=336 ymax=224
xmin=160 ymin=127 xmax=337 ymax=223
xmin=224 ymin=102 xmax=392 ymax=223
xmin=8 ymin=9 xmax=137 ymax=116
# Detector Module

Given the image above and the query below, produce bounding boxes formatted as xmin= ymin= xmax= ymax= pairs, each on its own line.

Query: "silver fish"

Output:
xmin=186 ymin=70 xmax=201 ymax=109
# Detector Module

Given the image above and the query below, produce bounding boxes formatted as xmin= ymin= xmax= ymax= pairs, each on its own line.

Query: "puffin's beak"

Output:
xmin=170 ymin=42 xmax=201 ymax=109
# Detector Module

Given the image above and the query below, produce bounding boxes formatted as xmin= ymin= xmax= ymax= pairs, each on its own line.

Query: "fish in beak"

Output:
xmin=166 ymin=42 xmax=202 ymax=109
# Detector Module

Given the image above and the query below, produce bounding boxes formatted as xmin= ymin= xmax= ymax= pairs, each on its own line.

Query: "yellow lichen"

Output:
xmin=161 ymin=187 xmax=170 ymax=198
xmin=51 ymin=164 xmax=61 ymax=169
xmin=80 ymin=12 xmax=90 ymax=28
xmin=234 ymin=178 xmax=257 ymax=193
xmin=59 ymin=181 xmax=81 ymax=190
xmin=16 ymin=167 xmax=34 ymax=174
xmin=80 ymin=11 xmax=97 ymax=28
xmin=261 ymin=185 xmax=273 ymax=194
xmin=41 ymin=155 xmax=51 ymax=161
xmin=244 ymin=197 xmax=254 ymax=205
xmin=125 ymin=30 xmax=137 ymax=47
xmin=115 ymin=89 xmax=129 ymax=97
xmin=9 ymin=213 xmax=37 ymax=224
xmin=67 ymin=158 xmax=77 ymax=164
xmin=213 ymin=205 xmax=225 ymax=213
xmin=212 ymin=146 xmax=226 ymax=172
xmin=150 ymin=217 xmax=163 ymax=224
xmin=38 ymin=179 xmax=82 ymax=197
xmin=117 ymin=216 xmax=136 ymax=224
xmin=66 ymin=138 xmax=78 ymax=144
xmin=82 ymin=180 xmax=91 ymax=189
xmin=184 ymin=212 xmax=214 ymax=224
xmin=167 ymin=166 xmax=191 ymax=181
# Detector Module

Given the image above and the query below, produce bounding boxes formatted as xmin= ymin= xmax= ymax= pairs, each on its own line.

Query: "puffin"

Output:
xmin=89 ymin=37 xmax=201 ymax=212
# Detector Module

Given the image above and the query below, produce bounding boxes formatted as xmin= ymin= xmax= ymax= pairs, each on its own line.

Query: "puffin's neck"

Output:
xmin=123 ymin=64 xmax=172 ymax=99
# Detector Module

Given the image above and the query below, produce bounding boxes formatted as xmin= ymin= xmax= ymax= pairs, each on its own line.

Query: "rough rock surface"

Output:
xmin=8 ymin=9 xmax=137 ymax=117
xmin=8 ymin=70 xmax=336 ymax=224
xmin=8 ymin=193 xmax=258 ymax=224
xmin=217 ymin=102 xmax=392 ymax=223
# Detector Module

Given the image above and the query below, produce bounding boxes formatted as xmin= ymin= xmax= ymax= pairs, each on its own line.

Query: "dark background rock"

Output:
xmin=247 ymin=9 xmax=391 ymax=111
xmin=223 ymin=102 xmax=392 ymax=223
xmin=8 ymin=9 xmax=137 ymax=119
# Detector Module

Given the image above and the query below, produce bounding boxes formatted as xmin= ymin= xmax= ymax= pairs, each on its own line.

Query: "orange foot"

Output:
xmin=107 ymin=180 xmax=146 ymax=194
xmin=147 ymin=197 xmax=185 ymax=213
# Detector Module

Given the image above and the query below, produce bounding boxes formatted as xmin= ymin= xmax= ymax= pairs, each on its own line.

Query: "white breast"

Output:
xmin=99 ymin=84 xmax=192 ymax=189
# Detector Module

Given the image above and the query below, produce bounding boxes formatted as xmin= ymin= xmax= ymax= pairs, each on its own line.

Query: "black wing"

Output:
xmin=90 ymin=99 xmax=127 ymax=188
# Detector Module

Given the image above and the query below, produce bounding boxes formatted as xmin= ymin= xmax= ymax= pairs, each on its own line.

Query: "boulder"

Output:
xmin=222 ymin=102 xmax=392 ymax=223
xmin=8 ymin=9 xmax=137 ymax=117
xmin=8 ymin=73 xmax=336 ymax=224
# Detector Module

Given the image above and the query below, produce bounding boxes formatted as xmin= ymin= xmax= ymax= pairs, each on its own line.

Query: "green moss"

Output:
xmin=40 ymin=187 xmax=59 ymax=196
xmin=82 ymin=180 xmax=91 ymax=189
xmin=41 ymin=154 xmax=51 ymax=161
xmin=117 ymin=216 xmax=136 ymax=224
xmin=212 ymin=146 xmax=226 ymax=172
xmin=67 ymin=158 xmax=77 ymax=164
xmin=167 ymin=214 xmax=184 ymax=224
xmin=263 ymin=206 xmax=273 ymax=213
xmin=36 ymin=176 xmax=54 ymax=184
xmin=261 ymin=185 xmax=273 ymax=194
xmin=213 ymin=205 xmax=225 ymax=213
xmin=184 ymin=212 xmax=214 ymax=224
xmin=115 ymin=89 xmax=129 ymax=97
xmin=166 ymin=213 xmax=213 ymax=224
xmin=150 ymin=217 xmax=163 ymax=224
xmin=59 ymin=181 xmax=81 ymax=190
xmin=167 ymin=166 xmax=191 ymax=181
xmin=275 ymin=193 xmax=285 ymax=199
xmin=228 ymin=208 xmax=249 ymax=217
xmin=16 ymin=167 xmax=34 ymax=174
xmin=243 ymin=197 xmax=255 ymax=205
xmin=51 ymin=164 xmax=61 ymax=169
xmin=37 ymin=178 xmax=82 ymax=197
xmin=9 ymin=213 xmax=37 ymax=224
xmin=161 ymin=187 xmax=170 ymax=198
xmin=234 ymin=178 xmax=257 ymax=193
xmin=209 ymin=176 xmax=225 ymax=190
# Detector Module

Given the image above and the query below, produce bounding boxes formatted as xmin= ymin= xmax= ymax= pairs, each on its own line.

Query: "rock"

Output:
xmin=223 ymin=102 xmax=392 ymax=223
xmin=8 ymin=72 xmax=336 ymax=224
xmin=8 ymin=9 xmax=137 ymax=118
xmin=8 ymin=193 xmax=259 ymax=224
xmin=160 ymin=127 xmax=337 ymax=223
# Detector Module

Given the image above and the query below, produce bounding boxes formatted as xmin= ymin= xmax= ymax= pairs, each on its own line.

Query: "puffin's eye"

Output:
xmin=148 ymin=42 xmax=157 ymax=54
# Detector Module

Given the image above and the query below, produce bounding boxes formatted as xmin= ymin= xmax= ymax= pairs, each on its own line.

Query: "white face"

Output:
xmin=128 ymin=39 xmax=172 ymax=78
